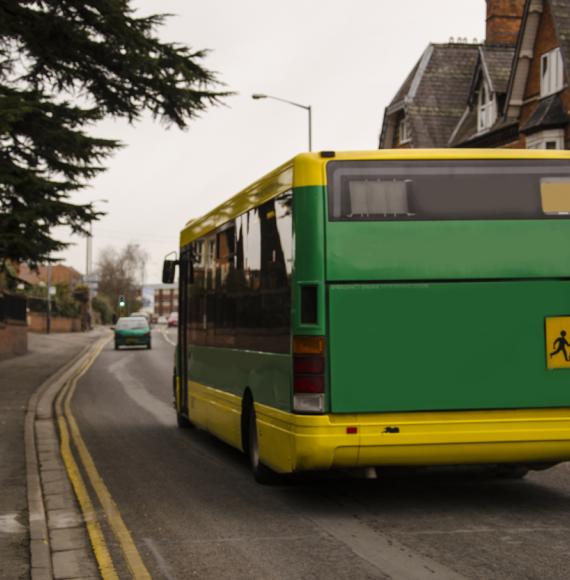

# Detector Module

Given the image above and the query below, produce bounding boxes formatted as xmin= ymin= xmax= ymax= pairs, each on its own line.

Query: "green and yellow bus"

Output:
xmin=165 ymin=149 xmax=570 ymax=483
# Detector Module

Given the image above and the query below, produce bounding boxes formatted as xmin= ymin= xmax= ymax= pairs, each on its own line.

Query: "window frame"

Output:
xmin=541 ymin=48 xmax=564 ymax=98
xmin=526 ymin=129 xmax=565 ymax=150
xmin=477 ymin=80 xmax=496 ymax=133
xmin=398 ymin=115 xmax=411 ymax=145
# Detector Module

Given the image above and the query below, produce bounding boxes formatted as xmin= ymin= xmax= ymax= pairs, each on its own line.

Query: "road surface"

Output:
xmin=70 ymin=327 xmax=570 ymax=579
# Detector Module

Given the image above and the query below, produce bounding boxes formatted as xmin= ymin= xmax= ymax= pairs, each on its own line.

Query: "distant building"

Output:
xmin=17 ymin=263 xmax=82 ymax=287
xmin=153 ymin=284 xmax=178 ymax=317
xmin=380 ymin=0 xmax=570 ymax=150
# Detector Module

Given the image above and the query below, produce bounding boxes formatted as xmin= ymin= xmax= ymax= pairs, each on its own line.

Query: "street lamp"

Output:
xmin=85 ymin=199 xmax=107 ymax=329
xmin=252 ymin=93 xmax=313 ymax=152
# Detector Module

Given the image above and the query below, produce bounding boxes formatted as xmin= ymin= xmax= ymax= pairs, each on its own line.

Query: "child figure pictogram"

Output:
xmin=550 ymin=330 xmax=570 ymax=362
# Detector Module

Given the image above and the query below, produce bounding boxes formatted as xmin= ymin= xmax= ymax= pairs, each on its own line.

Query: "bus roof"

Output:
xmin=179 ymin=149 xmax=570 ymax=248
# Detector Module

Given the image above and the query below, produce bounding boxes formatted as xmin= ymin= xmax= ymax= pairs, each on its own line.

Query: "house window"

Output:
xmin=206 ymin=238 xmax=216 ymax=263
xmin=193 ymin=240 xmax=204 ymax=265
xmin=398 ymin=115 xmax=411 ymax=144
xmin=526 ymin=129 xmax=565 ymax=150
xmin=477 ymin=80 xmax=496 ymax=132
xmin=541 ymin=48 xmax=564 ymax=97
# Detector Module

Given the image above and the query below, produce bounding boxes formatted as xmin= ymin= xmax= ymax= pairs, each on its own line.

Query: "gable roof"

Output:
xmin=449 ymin=45 xmax=515 ymax=146
xmin=520 ymin=92 xmax=569 ymax=132
xmin=504 ymin=0 xmax=570 ymax=120
xmin=380 ymin=43 xmax=479 ymax=148
xmin=480 ymin=46 xmax=516 ymax=94
xmin=453 ymin=0 xmax=570 ymax=147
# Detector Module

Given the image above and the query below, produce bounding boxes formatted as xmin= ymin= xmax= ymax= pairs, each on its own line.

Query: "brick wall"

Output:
xmin=0 ymin=323 xmax=27 ymax=359
xmin=486 ymin=0 xmax=525 ymax=46
xmin=28 ymin=312 xmax=82 ymax=333
xmin=522 ymin=0 xmax=558 ymax=105
xmin=154 ymin=288 xmax=178 ymax=317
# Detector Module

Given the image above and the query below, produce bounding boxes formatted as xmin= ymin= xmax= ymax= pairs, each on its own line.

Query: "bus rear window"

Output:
xmin=327 ymin=160 xmax=570 ymax=221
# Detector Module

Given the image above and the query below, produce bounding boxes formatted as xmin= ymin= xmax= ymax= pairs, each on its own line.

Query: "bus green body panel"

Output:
xmin=189 ymin=345 xmax=291 ymax=411
xmin=326 ymin=220 xmax=570 ymax=282
xmin=329 ymin=280 xmax=570 ymax=413
xmin=292 ymin=185 xmax=327 ymax=336
xmin=174 ymin=151 xmax=570 ymax=473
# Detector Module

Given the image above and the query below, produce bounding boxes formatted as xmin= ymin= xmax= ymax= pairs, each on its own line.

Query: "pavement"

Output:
xmin=0 ymin=329 xmax=103 ymax=580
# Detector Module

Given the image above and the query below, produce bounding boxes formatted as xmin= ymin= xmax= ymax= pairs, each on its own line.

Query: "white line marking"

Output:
xmin=108 ymin=357 xmax=174 ymax=426
xmin=307 ymin=502 xmax=467 ymax=580
xmin=0 ymin=513 xmax=25 ymax=534
xmin=143 ymin=538 xmax=177 ymax=580
xmin=159 ymin=327 xmax=176 ymax=346
xmin=401 ymin=526 xmax=570 ymax=535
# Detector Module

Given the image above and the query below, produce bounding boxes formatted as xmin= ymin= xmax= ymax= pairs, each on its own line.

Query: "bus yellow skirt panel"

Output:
xmin=255 ymin=403 xmax=570 ymax=473
xmin=185 ymin=382 xmax=570 ymax=474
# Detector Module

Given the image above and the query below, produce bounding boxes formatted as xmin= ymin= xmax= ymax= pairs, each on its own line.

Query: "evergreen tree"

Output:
xmin=0 ymin=0 xmax=227 ymax=269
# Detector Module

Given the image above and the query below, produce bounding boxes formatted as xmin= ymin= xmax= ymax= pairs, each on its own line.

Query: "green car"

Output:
xmin=114 ymin=317 xmax=152 ymax=350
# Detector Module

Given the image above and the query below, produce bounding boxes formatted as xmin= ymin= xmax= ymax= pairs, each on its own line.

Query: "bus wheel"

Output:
xmin=247 ymin=405 xmax=280 ymax=485
xmin=495 ymin=464 xmax=529 ymax=479
xmin=176 ymin=411 xmax=194 ymax=429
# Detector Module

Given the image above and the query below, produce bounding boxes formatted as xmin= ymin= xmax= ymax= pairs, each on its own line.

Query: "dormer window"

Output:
xmin=477 ymin=80 xmax=496 ymax=132
xmin=541 ymin=48 xmax=564 ymax=97
xmin=398 ymin=115 xmax=411 ymax=145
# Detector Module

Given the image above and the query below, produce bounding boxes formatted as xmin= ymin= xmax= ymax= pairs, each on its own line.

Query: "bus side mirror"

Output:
xmin=189 ymin=260 xmax=194 ymax=284
xmin=162 ymin=259 xmax=178 ymax=284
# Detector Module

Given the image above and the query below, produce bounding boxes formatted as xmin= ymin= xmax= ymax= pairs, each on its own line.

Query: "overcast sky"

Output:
xmin=57 ymin=0 xmax=486 ymax=283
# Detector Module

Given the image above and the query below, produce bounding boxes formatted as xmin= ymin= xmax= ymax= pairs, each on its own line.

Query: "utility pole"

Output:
xmin=85 ymin=222 xmax=93 ymax=329
xmin=46 ymin=263 xmax=52 ymax=334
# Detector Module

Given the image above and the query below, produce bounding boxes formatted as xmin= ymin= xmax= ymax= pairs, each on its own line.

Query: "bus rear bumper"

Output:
xmin=255 ymin=404 xmax=570 ymax=473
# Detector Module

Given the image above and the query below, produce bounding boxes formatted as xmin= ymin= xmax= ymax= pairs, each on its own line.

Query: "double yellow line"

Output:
xmin=55 ymin=338 xmax=151 ymax=580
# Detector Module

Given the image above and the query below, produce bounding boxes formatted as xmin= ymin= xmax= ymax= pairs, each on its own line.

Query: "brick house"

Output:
xmin=380 ymin=0 xmax=570 ymax=150
xmin=153 ymin=284 xmax=178 ymax=317
xmin=17 ymin=263 xmax=82 ymax=287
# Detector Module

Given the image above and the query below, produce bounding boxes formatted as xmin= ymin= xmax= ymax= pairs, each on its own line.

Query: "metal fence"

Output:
xmin=0 ymin=293 xmax=27 ymax=324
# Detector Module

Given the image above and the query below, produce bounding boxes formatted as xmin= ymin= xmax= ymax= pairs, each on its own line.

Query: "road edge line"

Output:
xmin=54 ymin=368 xmax=119 ymax=580
xmin=25 ymin=333 xmax=106 ymax=580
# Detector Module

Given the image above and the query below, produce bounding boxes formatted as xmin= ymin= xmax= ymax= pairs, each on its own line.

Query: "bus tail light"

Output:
xmin=294 ymin=375 xmax=324 ymax=393
xmin=293 ymin=393 xmax=325 ymax=414
xmin=293 ymin=356 xmax=324 ymax=375
xmin=293 ymin=336 xmax=325 ymax=414
xmin=293 ymin=335 xmax=324 ymax=354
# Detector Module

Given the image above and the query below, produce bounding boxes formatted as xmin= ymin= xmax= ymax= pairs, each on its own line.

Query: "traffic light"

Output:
xmin=118 ymin=295 xmax=126 ymax=308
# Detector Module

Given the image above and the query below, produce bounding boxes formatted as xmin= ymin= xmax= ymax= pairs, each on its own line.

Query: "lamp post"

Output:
xmin=84 ymin=199 xmax=107 ymax=329
xmin=46 ymin=263 xmax=52 ymax=334
xmin=252 ymin=94 xmax=313 ymax=152
xmin=85 ymin=221 xmax=93 ymax=330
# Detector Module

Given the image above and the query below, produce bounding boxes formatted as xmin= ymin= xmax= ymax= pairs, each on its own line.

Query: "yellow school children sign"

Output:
xmin=546 ymin=317 xmax=570 ymax=369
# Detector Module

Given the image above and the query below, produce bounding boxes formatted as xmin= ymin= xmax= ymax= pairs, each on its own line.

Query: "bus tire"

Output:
xmin=246 ymin=404 xmax=281 ymax=485
xmin=176 ymin=411 xmax=194 ymax=429
xmin=175 ymin=374 xmax=193 ymax=429
xmin=495 ymin=464 xmax=529 ymax=479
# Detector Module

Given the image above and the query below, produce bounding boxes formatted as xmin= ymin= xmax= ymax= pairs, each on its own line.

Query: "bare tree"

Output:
xmin=97 ymin=243 xmax=149 ymax=315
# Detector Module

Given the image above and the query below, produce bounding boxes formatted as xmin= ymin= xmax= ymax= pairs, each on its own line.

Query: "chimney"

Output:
xmin=486 ymin=0 xmax=525 ymax=46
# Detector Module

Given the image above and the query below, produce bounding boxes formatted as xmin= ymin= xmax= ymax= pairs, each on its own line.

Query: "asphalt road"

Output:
xmin=72 ymin=327 xmax=570 ymax=580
